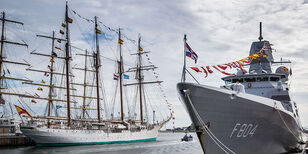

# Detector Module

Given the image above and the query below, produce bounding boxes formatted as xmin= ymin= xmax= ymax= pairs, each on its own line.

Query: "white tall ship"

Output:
xmin=20 ymin=2 xmax=171 ymax=146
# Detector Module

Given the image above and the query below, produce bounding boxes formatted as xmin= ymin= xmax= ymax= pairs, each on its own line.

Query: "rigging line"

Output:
xmin=103 ymin=34 xmax=118 ymax=59
xmin=185 ymin=68 xmax=200 ymax=85
xmin=67 ymin=8 xmax=93 ymax=48
xmin=100 ymin=79 xmax=109 ymax=119
xmin=123 ymin=85 xmax=131 ymax=119
xmin=185 ymin=92 xmax=236 ymax=154
xmin=70 ymin=45 xmax=86 ymax=52
xmin=143 ymin=86 xmax=157 ymax=122
xmin=111 ymin=80 xmax=119 ymax=119
xmin=146 ymin=83 xmax=166 ymax=121
xmin=142 ymin=85 xmax=149 ymax=121
xmin=17 ymin=94 xmax=36 ymax=114
xmin=276 ymin=103 xmax=302 ymax=142
xmin=133 ymin=84 xmax=138 ymax=119
xmin=150 ymin=83 xmax=168 ymax=120
xmin=17 ymin=98 xmax=35 ymax=115
xmin=8 ymin=102 xmax=14 ymax=119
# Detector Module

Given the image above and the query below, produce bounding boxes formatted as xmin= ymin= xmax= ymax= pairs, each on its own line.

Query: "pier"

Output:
xmin=0 ymin=136 xmax=35 ymax=146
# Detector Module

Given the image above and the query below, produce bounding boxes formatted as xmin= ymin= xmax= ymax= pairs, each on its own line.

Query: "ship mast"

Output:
xmin=70 ymin=51 xmax=101 ymax=117
xmin=0 ymin=12 xmax=78 ymax=114
xmin=82 ymin=50 xmax=88 ymax=119
xmin=65 ymin=1 xmax=71 ymax=127
xmin=137 ymin=35 xmax=143 ymax=123
xmin=125 ymin=34 xmax=163 ymax=123
xmin=181 ymin=34 xmax=187 ymax=83
xmin=118 ymin=29 xmax=124 ymax=122
xmin=0 ymin=12 xmax=32 ymax=108
xmin=94 ymin=16 xmax=101 ymax=123
xmin=258 ymin=22 xmax=263 ymax=42
xmin=34 ymin=31 xmax=66 ymax=127
xmin=0 ymin=12 xmax=29 ymax=88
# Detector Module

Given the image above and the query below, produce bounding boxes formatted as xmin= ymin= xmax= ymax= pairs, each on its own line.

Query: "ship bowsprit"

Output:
xmin=177 ymin=82 xmax=305 ymax=154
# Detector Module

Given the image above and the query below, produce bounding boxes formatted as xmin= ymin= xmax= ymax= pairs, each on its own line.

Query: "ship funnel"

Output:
xmin=258 ymin=22 xmax=263 ymax=41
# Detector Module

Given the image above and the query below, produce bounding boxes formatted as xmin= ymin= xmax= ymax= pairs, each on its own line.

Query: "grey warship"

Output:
xmin=177 ymin=23 xmax=306 ymax=154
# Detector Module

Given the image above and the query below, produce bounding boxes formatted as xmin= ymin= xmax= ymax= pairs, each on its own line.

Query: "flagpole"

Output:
xmin=182 ymin=34 xmax=187 ymax=83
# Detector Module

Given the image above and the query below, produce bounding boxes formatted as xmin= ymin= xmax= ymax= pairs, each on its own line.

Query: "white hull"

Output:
xmin=21 ymin=126 xmax=160 ymax=146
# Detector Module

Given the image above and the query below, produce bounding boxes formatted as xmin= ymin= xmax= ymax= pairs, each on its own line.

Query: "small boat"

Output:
xmin=181 ymin=134 xmax=193 ymax=142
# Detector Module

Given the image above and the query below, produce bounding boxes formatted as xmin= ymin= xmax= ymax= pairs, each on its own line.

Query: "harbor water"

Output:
xmin=0 ymin=132 xmax=203 ymax=154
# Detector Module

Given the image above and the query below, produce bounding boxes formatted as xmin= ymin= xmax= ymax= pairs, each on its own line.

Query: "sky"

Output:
xmin=1 ymin=0 xmax=308 ymax=129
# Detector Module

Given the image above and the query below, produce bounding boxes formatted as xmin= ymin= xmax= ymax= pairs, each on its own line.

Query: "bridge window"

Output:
xmin=244 ymin=77 xmax=256 ymax=82
xmin=225 ymin=79 xmax=232 ymax=84
xmin=232 ymin=78 xmax=243 ymax=83
xmin=270 ymin=77 xmax=280 ymax=81
xmin=256 ymin=77 xmax=268 ymax=82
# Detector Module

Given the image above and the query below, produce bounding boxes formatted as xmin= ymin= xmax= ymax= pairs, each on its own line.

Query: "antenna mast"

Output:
xmin=258 ymin=22 xmax=263 ymax=41
xmin=181 ymin=34 xmax=187 ymax=82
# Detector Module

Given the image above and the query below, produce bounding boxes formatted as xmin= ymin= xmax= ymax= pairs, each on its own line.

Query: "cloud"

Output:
xmin=1 ymin=0 xmax=308 ymax=128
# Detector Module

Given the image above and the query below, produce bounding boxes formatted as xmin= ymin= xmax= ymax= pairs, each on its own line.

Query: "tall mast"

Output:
xmin=34 ymin=32 xmax=67 ymax=125
xmin=47 ymin=31 xmax=55 ymax=127
xmin=125 ymin=34 xmax=163 ymax=123
xmin=82 ymin=50 xmax=88 ymax=119
xmin=137 ymin=35 xmax=143 ymax=123
xmin=118 ymin=29 xmax=124 ymax=122
xmin=94 ymin=16 xmax=101 ymax=123
xmin=65 ymin=1 xmax=71 ymax=127
xmin=0 ymin=12 xmax=28 ymax=101
xmin=0 ymin=12 xmax=5 ymax=86
xmin=0 ymin=12 xmax=29 ymax=94
xmin=181 ymin=34 xmax=187 ymax=83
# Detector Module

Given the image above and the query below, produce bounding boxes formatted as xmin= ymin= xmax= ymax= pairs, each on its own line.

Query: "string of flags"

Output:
xmin=118 ymin=38 xmax=124 ymax=45
xmin=123 ymin=74 xmax=129 ymax=79
xmin=29 ymin=11 xmax=72 ymax=105
xmin=189 ymin=41 xmax=269 ymax=78
xmin=95 ymin=28 xmax=102 ymax=34
xmin=71 ymin=9 xmax=136 ymax=44
xmin=44 ymin=72 xmax=50 ymax=77
xmin=34 ymin=93 xmax=40 ymax=98
xmin=113 ymin=73 xmax=130 ymax=80
xmin=144 ymin=53 xmax=175 ymax=128
xmin=113 ymin=74 xmax=119 ymax=80
xmin=55 ymin=46 xmax=62 ymax=51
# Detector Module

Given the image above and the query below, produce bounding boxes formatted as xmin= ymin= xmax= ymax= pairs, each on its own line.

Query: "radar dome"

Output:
xmin=275 ymin=66 xmax=290 ymax=76
xmin=275 ymin=66 xmax=289 ymax=82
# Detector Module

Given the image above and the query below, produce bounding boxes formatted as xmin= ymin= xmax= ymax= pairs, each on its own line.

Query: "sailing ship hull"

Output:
xmin=21 ymin=126 xmax=160 ymax=146
xmin=177 ymin=82 xmax=303 ymax=154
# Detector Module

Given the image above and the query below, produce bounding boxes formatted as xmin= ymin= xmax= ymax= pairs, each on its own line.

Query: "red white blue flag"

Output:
xmin=185 ymin=42 xmax=198 ymax=63
xmin=113 ymin=74 xmax=119 ymax=80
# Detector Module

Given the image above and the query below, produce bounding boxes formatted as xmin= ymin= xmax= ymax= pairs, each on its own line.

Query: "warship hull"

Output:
xmin=21 ymin=125 xmax=160 ymax=146
xmin=177 ymin=82 xmax=303 ymax=154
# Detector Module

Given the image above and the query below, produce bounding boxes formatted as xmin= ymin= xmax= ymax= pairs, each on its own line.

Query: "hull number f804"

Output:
xmin=230 ymin=123 xmax=258 ymax=138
